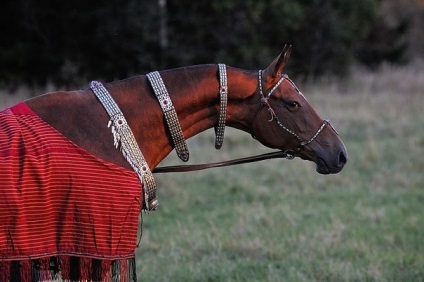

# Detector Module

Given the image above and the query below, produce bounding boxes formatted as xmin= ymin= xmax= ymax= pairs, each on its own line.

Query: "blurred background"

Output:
xmin=0 ymin=0 xmax=422 ymax=89
xmin=1 ymin=1 xmax=424 ymax=281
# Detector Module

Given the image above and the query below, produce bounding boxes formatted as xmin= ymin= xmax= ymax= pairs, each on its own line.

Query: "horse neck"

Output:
xmin=113 ymin=65 xmax=259 ymax=167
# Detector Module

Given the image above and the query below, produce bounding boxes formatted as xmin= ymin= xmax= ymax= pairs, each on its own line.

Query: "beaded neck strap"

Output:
xmin=147 ymin=71 xmax=190 ymax=162
xmin=147 ymin=64 xmax=229 ymax=158
xmin=90 ymin=81 xmax=158 ymax=211
xmin=215 ymin=64 xmax=228 ymax=149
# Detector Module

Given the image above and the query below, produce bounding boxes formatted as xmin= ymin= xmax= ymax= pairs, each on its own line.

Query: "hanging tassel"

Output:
xmin=60 ymin=255 xmax=71 ymax=280
xmin=101 ymin=259 xmax=112 ymax=281
xmin=39 ymin=257 xmax=52 ymax=281
xmin=0 ymin=261 xmax=11 ymax=282
xmin=111 ymin=260 xmax=120 ymax=282
xmin=79 ymin=257 xmax=92 ymax=281
xmin=128 ymin=258 xmax=137 ymax=282
xmin=20 ymin=260 xmax=31 ymax=282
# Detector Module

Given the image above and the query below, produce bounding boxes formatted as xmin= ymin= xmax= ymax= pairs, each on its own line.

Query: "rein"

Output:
xmin=153 ymin=151 xmax=289 ymax=173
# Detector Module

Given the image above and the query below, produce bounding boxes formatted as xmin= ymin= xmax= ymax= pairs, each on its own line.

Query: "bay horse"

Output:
xmin=0 ymin=46 xmax=347 ymax=281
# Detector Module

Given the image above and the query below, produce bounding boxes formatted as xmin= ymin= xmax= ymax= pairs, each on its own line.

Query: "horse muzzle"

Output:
xmin=314 ymin=143 xmax=348 ymax=174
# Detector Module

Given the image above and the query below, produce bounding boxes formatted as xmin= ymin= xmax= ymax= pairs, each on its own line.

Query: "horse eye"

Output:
xmin=285 ymin=101 xmax=300 ymax=110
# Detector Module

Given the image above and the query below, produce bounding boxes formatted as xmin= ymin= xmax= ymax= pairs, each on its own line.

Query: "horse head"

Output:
xmin=250 ymin=45 xmax=348 ymax=174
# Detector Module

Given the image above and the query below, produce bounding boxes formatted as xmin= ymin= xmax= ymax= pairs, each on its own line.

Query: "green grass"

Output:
xmin=2 ymin=63 xmax=423 ymax=281
xmin=136 ymin=63 xmax=424 ymax=281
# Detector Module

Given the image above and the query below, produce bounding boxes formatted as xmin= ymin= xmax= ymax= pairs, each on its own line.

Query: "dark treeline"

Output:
xmin=0 ymin=0 xmax=418 ymax=88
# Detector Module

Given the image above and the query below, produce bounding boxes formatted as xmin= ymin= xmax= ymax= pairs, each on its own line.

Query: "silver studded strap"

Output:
xmin=147 ymin=71 xmax=190 ymax=162
xmin=90 ymin=81 xmax=158 ymax=211
xmin=215 ymin=64 xmax=228 ymax=149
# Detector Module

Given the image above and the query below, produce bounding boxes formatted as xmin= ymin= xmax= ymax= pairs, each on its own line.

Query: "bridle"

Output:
xmin=250 ymin=70 xmax=332 ymax=159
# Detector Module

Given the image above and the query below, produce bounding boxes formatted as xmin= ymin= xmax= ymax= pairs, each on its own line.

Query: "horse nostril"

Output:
xmin=338 ymin=151 xmax=347 ymax=167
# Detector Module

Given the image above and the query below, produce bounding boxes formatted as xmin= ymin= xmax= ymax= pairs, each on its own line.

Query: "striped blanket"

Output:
xmin=0 ymin=103 xmax=142 ymax=281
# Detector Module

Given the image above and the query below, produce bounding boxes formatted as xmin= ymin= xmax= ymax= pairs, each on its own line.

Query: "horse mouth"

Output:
xmin=315 ymin=157 xmax=331 ymax=174
xmin=315 ymin=156 xmax=344 ymax=175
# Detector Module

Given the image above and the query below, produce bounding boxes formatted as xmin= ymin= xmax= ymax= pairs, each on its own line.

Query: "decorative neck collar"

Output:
xmin=90 ymin=81 xmax=158 ymax=211
xmin=215 ymin=64 xmax=228 ymax=149
xmin=147 ymin=71 xmax=190 ymax=162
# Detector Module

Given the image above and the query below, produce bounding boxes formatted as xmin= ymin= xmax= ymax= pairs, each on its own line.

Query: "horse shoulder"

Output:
xmin=25 ymin=89 xmax=132 ymax=169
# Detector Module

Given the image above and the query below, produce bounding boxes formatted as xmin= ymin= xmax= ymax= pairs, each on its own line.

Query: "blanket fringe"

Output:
xmin=0 ymin=256 xmax=136 ymax=282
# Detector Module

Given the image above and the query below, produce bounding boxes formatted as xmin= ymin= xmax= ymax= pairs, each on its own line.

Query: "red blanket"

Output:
xmin=0 ymin=103 xmax=142 ymax=281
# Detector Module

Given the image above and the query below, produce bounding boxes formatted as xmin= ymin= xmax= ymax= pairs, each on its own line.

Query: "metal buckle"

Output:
xmin=284 ymin=150 xmax=296 ymax=160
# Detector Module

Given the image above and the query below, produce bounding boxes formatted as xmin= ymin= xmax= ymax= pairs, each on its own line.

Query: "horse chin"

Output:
xmin=315 ymin=158 xmax=331 ymax=175
xmin=293 ymin=152 xmax=329 ymax=174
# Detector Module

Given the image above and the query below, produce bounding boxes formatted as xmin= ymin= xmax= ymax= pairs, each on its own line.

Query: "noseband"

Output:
xmin=251 ymin=70 xmax=332 ymax=159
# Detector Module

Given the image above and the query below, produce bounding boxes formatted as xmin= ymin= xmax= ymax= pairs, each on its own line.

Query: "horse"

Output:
xmin=0 ymin=45 xmax=347 ymax=281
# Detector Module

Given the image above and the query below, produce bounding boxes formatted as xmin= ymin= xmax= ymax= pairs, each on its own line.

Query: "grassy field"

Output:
xmin=1 ymin=63 xmax=423 ymax=281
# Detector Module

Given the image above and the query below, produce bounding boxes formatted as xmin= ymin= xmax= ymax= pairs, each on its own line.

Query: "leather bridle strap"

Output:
xmin=153 ymin=151 xmax=289 ymax=173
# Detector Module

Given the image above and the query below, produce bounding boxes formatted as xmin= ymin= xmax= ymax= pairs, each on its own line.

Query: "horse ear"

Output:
xmin=264 ymin=44 xmax=292 ymax=79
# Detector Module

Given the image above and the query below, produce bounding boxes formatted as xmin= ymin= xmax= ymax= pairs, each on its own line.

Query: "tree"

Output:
xmin=0 ymin=0 xmax=161 ymax=87
xmin=0 ymin=0 xmax=412 ymax=88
